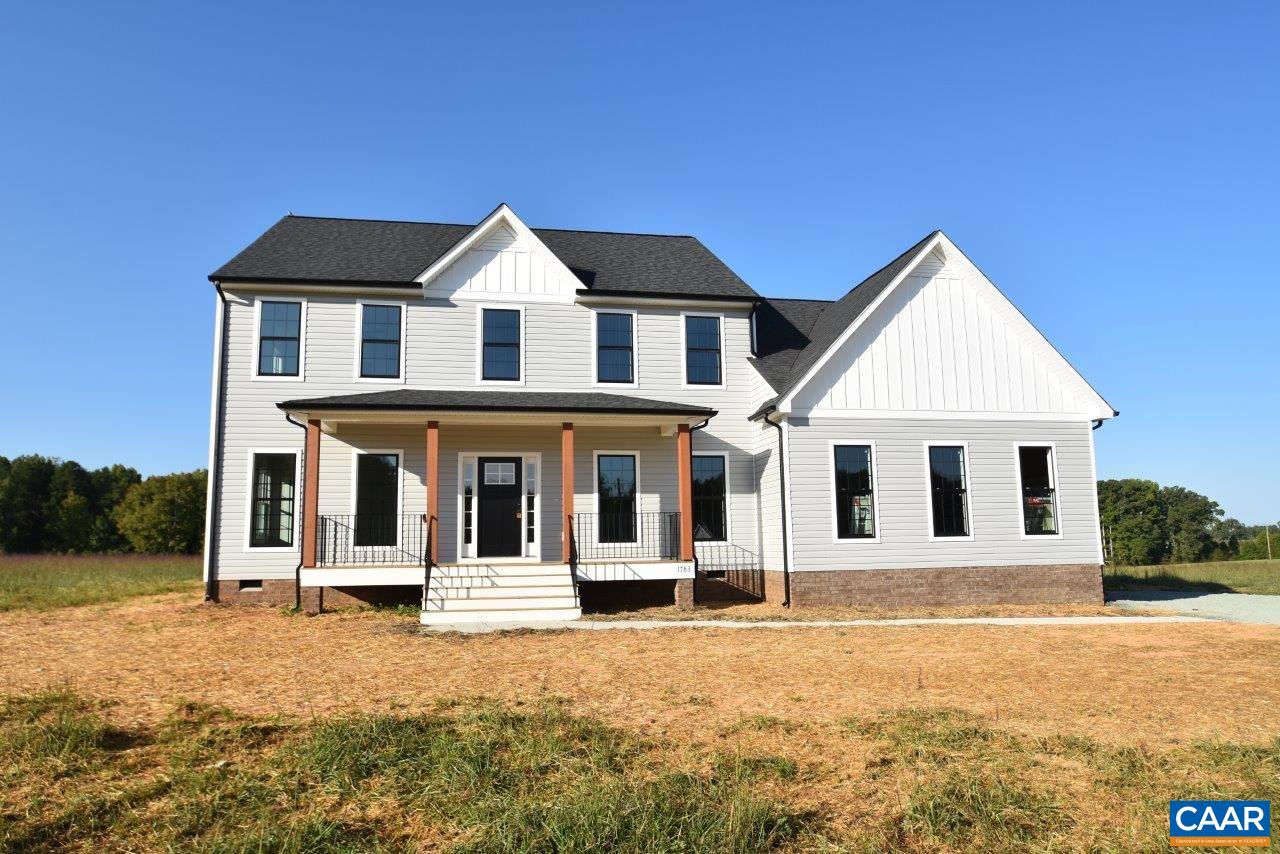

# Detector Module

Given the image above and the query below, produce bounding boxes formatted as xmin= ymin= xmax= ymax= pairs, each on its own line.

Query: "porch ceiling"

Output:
xmin=278 ymin=388 xmax=716 ymax=428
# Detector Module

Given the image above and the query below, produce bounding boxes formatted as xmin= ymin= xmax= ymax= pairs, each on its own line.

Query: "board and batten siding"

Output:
xmin=211 ymin=279 xmax=760 ymax=580
xmin=792 ymin=248 xmax=1105 ymax=418
xmin=785 ymin=417 xmax=1102 ymax=571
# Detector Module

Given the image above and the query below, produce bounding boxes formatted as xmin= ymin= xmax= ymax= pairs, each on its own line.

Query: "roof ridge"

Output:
xmin=281 ymin=213 xmax=697 ymax=240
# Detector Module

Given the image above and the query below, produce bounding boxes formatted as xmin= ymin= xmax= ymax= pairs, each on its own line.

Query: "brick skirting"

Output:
xmin=213 ymin=580 xmax=417 ymax=611
xmin=760 ymin=564 xmax=1102 ymax=607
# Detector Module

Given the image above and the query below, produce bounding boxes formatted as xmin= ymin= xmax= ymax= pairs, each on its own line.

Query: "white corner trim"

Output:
xmin=249 ymin=296 xmax=308 ymax=382
xmin=780 ymin=419 xmax=796 ymax=574
xmin=922 ymin=440 xmax=976 ymax=542
xmin=474 ymin=303 xmax=526 ymax=386
xmin=590 ymin=306 xmax=640 ymax=388
xmin=203 ymin=291 xmax=225 ymax=582
xmin=242 ymin=448 xmax=303 ymax=552
xmin=827 ymin=440 xmax=882 ymax=545
xmin=691 ymin=451 xmax=731 ymax=544
xmin=592 ymin=450 xmax=641 ymax=546
xmin=1013 ymin=442 xmax=1065 ymax=540
xmin=352 ymin=299 xmax=408 ymax=384
xmin=1087 ymin=425 xmax=1105 ymax=564
xmin=679 ymin=310 xmax=726 ymax=390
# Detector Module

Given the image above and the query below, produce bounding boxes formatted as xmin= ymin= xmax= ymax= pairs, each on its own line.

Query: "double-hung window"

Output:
xmin=691 ymin=455 xmax=727 ymax=541
xmin=249 ymin=453 xmax=296 ymax=547
xmin=257 ymin=301 xmax=302 ymax=376
xmin=595 ymin=312 xmax=635 ymax=384
xmin=1017 ymin=446 xmax=1058 ymax=535
xmin=684 ymin=315 xmax=722 ymax=385
xmin=354 ymin=452 xmax=399 ymax=547
xmin=359 ymin=304 xmax=402 ymax=379
xmin=481 ymin=308 xmax=521 ymax=381
xmin=597 ymin=454 xmax=637 ymax=543
xmin=833 ymin=445 xmax=876 ymax=539
xmin=928 ymin=445 xmax=970 ymax=537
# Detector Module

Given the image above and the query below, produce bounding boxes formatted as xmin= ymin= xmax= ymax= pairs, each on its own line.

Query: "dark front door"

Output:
xmin=477 ymin=457 xmax=523 ymax=558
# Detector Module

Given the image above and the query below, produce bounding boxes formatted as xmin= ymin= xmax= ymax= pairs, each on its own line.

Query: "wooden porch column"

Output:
xmin=561 ymin=422 xmax=574 ymax=563
xmin=676 ymin=423 xmax=694 ymax=561
xmin=302 ymin=419 xmax=321 ymax=568
xmin=425 ymin=420 xmax=440 ymax=565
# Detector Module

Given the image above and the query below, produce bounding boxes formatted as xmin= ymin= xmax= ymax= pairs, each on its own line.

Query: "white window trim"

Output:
xmin=923 ymin=440 xmax=975 ymax=542
xmin=828 ymin=440 xmax=882 ymax=545
xmin=353 ymin=299 xmax=408 ymax=384
xmin=475 ymin=303 xmax=526 ymax=386
xmin=590 ymin=307 xmax=639 ymax=388
xmin=679 ymin=311 xmax=726 ymax=389
xmin=250 ymin=296 xmax=307 ymax=382
xmin=592 ymin=450 xmax=641 ymax=546
xmin=350 ymin=448 xmax=405 ymax=549
xmin=691 ymin=452 xmax=731 ymax=544
xmin=1014 ymin=442 xmax=1064 ymax=540
xmin=242 ymin=448 xmax=302 ymax=552
xmin=455 ymin=451 xmax=542 ymax=562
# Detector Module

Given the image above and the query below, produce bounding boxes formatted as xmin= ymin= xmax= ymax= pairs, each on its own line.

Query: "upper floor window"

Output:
xmin=481 ymin=308 xmax=521 ymax=382
xmin=692 ymin=454 xmax=727 ymax=541
xmin=257 ymin=300 xmax=302 ymax=377
xmin=833 ymin=445 xmax=876 ymax=539
xmin=249 ymin=452 xmax=296 ymax=548
xmin=595 ymin=312 xmax=635 ymax=384
xmin=684 ymin=314 xmax=722 ymax=385
xmin=1018 ymin=446 xmax=1058 ymax=536
xmin=358 ymin=303 xmax=403 ymax=379
xmin=928 ymin=445 xmax=970 ymax=538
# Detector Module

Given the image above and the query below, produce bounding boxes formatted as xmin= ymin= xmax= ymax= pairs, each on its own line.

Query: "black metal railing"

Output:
xmin=571 ymin=512 xmax=680 ymax=562
xmin=1021 ymin=487 xmax=1058 ymax=535
xmin=694 ymin=540 xmax=762 ymax=575
xmin=317 ymin=513 xmax=426 ymax=566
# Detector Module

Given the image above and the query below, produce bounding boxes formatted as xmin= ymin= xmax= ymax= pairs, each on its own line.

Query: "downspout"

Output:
xmin=283 ymin=412 xmax=309 ymax=611
xmin=764 ymin=410 xmax=791 ymax=606
xmin=204 ymin=283 xmax=230 ymax=602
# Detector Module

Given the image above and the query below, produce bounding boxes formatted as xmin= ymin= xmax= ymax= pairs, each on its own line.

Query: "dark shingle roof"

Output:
xmin=278 ymin=389 xmax=716 ymax=418
xmin=749 ymin=231 xmax=940 ymax=416
xmin=748 ymin=298 xmax=831 ymax=393
xmin=211 ymin=214 xmax=756 ymax=299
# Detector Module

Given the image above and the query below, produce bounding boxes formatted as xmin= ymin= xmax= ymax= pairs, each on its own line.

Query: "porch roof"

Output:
xmin=278 ymin=389 xmax=716 ymax=422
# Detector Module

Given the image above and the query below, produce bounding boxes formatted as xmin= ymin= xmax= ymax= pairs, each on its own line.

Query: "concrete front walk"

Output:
xmin=1109 ymin=590 xmax=1280 ymax=625
xmin=421 ymin=614 xmax=1208 ymax=634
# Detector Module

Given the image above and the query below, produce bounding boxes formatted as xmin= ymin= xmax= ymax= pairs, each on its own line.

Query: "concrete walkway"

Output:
xmin=421 ymin=614 xmax=1208 ymax=634
xmin=1109 ymin=590 xmax=1280 ymax=625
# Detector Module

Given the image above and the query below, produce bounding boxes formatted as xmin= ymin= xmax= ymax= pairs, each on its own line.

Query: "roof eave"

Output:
xmin=276 ymin=400 xmax=716 ymax=418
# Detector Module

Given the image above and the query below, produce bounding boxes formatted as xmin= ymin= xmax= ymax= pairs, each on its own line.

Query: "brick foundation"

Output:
xmin=213 ymin=580 xmax=418 ymax=612
xmin=761 ymin=564 xmax=1102 ymax=607
xmin=674 ymin=578 xmax=695 ymax=610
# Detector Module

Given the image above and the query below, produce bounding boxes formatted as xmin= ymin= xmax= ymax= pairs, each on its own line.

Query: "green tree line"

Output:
xmin=0 ymin=455 xmax=206 ymax=555
xmin=1098 ymin=478 xmax=1275 ymax=565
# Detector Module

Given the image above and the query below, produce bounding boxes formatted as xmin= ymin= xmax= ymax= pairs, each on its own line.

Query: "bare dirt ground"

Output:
xmin=3 ymin=592 xmax=1278 ymax=752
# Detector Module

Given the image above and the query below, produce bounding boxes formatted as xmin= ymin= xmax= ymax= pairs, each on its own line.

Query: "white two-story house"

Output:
xmin=203 ymin=204 xmax=1116 ymax=624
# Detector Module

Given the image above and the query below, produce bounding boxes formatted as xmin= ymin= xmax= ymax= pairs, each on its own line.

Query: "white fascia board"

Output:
xmin=776 ymin=232 xmax=1116 ymax=421
xmin=776 ymin=233 xmax=945 ymax=414
xmin=413 ymin=203 xmax=582 ymax=301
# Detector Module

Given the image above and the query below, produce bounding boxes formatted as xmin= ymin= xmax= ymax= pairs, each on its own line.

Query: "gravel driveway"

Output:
xmin=1109 ymin=589 xmax=1280 ymax=624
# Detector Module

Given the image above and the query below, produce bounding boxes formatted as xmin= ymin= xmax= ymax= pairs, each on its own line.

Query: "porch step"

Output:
xmin=431 ymin=584 xmax=575 ymax=600
xmin=421 ymin=562 xmax=581 ymax=625
xmin=421 ymin=607 xmax=583 ymax=626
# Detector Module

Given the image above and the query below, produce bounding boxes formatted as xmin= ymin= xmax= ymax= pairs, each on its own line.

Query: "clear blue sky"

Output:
xmin=1 ymin=2 xmax=1276 ymax=523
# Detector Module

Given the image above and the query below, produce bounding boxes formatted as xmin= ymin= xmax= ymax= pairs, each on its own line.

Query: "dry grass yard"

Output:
xmin=2 ymin=586 xmax=1279 ymax=851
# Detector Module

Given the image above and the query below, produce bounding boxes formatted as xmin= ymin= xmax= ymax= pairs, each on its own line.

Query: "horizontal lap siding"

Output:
xmin=787 ymin=417 xmax=1100 ymax=571
xmin=213 ymin=291 xmax=760 ymax=580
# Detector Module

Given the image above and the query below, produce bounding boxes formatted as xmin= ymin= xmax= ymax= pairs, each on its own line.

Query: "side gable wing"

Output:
xmin=782 ymin=234 xmax=1115 ymax=420
xmin=418 ymin=204 xmax=583 ymax=303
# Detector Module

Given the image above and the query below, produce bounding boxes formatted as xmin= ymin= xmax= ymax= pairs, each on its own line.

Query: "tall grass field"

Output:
xmin=0 ymin=554 xmax=201 ymax=611
xmin=1104 ymin=558 xmax=1280 ymax=596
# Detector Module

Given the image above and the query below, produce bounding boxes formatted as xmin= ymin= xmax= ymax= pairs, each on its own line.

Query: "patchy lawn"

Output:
xmin=0 ymin=554 xmax=201 ymax=611
xmin=2 ymin=592 xmax=1279 ymax=850
xmin=1104 ymin=558 xmax=1280 ymax=596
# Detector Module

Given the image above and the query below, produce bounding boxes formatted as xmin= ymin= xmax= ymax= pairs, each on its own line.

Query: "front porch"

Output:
xmin=280 ymin=389 xmax=717 ymax=622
